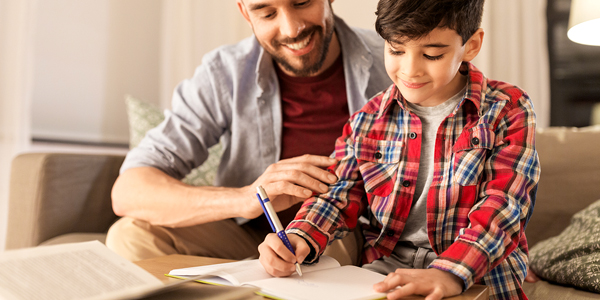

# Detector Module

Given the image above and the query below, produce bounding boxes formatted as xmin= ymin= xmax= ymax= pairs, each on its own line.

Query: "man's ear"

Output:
xmin=462 ymin=28 xmax=484 ymax=62
xmin=236 ymin=0 xmax=252 ymax=26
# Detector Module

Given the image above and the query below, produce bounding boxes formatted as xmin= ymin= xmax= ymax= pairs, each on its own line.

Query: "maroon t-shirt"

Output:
xmin=276 ymin=54 xmax=349 ymax=160
xmin=266 ymin=55 xmax=349 ymax=227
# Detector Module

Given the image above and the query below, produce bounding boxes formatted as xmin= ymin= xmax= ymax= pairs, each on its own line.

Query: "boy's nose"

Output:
xmin=279 ymin=10 xmax=305 ymax=39
xmin=401 ymin=56 xmax=424 ymax=78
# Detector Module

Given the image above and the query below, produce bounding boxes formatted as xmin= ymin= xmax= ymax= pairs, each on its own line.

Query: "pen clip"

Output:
xmin=256 ymin=192 xmax=276 ymax=232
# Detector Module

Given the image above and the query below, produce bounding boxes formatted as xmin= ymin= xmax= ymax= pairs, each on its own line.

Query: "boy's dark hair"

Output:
xmin=375 ymin=0 xmax=484 ymax=45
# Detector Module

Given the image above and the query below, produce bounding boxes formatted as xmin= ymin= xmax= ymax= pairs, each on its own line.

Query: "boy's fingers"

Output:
xmin=387 ymin=282 xmax=416 ymax=299
xmin=424 ymin=288 xmax=444 ymax=300
xmin=264 ymin=234 xmax=296 ymax=263
xmin=258 ymin=235 xmax=296 ymax=276
xmin=374 ymin=272 xmax=402 ymax=292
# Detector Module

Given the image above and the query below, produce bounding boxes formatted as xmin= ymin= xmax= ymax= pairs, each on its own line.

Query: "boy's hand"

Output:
xmin=258 ymin=233 xmax=310 ymax=277
xmin=374 ymin=268 xmax=463 ymax=300
xmin=525 ymin=266 xmax=541 ymax=283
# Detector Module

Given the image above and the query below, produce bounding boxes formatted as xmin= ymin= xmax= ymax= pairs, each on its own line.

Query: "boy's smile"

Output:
xmin=385 ymin=27 xmax=482 ymax=107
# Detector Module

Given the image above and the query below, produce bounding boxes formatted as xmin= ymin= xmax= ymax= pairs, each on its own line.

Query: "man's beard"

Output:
xmin=265 ymin=23 xmax=334 ymax=77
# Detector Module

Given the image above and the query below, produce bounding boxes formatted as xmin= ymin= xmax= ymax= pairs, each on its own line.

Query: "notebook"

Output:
xmin=168 ymin=255 xmax=387 ymax=300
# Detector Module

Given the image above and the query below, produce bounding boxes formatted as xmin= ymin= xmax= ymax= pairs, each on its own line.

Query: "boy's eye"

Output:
xmin=424 ymin=54 xmax=444 ymax=61
xmin=388 ymin=48 xmax=404 ymax=56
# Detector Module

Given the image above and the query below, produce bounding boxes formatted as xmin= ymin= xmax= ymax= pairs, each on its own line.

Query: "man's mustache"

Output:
xmin=272 ymin=26 xmax=320 ymax=47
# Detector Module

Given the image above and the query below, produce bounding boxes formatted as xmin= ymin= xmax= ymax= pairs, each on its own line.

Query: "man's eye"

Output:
xmin=424 ymin=54 xmax=443 ymax=61
xmin=262 ymin=12 xmax=275 ymax=19
xmin=295 ymin=1 xmax=310 ymax=7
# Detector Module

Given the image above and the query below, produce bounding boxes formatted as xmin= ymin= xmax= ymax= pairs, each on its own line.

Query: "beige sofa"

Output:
xmin=6 ymin=127 xmax=600 ymax=299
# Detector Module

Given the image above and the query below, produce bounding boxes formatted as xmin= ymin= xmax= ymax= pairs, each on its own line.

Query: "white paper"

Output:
xmin=251 ymin=265 xmax=387 ymax=300
xmin=0 ymin=241 xmax=162 ymax=300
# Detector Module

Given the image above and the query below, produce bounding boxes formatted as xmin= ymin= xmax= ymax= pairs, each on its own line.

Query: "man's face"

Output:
xmin=238 ymin=0 xmax=335 ymax=77
xmin=385 ymin=27 xmax=472 ymax=107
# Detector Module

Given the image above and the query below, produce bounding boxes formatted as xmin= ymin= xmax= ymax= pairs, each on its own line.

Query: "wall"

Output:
xmin=0 ymin=0 xmax=35 ymax=251
xmin=31 ymin=0 xmax=161 ymax=145
xmin=333 ymin=0 xmax=379 ymax=29
xmin=27 ymin=0 xmax=380 ymax=145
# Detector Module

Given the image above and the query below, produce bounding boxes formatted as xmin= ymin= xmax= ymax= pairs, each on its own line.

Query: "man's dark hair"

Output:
xmin=375 ymin=0 xmax=484 ymax=45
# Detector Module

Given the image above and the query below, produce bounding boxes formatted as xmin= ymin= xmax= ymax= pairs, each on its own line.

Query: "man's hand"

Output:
xmin=239 ymin=154 xmax=338 ymax=219
xmin=259 ymin=233 xmax=310 ymax=277
xmin=373 ymin=268 xmax=463 ymax=300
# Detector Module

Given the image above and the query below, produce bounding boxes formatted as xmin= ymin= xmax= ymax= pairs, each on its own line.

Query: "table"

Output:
xmin=135 ymin=254 xmax=489 ymax=300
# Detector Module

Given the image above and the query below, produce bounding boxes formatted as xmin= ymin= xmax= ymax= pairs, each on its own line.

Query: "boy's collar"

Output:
xmin=377 ymin=62 xmax=485 ymax=119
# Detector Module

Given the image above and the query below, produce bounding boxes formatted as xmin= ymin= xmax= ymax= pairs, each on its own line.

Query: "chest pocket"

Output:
xmin=452 ymin=123 xmax=495 ymax=186
xmin=354 ymin=136 xmax=403 ymax=197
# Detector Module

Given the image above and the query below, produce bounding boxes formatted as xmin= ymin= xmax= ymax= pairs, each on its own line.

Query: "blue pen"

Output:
xmin=256 ymin=185 xmax=303 ymax=276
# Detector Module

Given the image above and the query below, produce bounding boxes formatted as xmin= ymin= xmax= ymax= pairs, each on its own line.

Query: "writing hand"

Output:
xmin=240 ymin=154 xmax=338 ymax=219
xmin=373 ymin=268 xmax=463 ymax=300
xmin=259 ymin=233 xmax=310 ymax=277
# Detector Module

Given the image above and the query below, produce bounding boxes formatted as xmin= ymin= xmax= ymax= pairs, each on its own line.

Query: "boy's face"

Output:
xmin=237 ymin=0 xmax=336 ymax=77
xmin=385 ymin=27 xmax=481 ymax=107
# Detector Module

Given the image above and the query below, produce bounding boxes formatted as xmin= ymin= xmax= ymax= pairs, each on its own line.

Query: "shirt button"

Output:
xmin=472 ymin=137 xmax=480 ymax=145
xmin=374 ymin=152 xmax=382 ymax=159
xmin=409 ymin=132 xmax=417 ymax=139
xmin=402 ymin=180 xmax=411 ymax=187
xmin=386 ymin=230 xmax=395 ymax=237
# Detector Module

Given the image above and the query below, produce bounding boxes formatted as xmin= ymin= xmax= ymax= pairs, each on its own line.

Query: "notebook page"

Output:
xmin=169 ymin=255 xmax=340 ymax=286
xmin=246 ymin=265 xmax=387 ymax=300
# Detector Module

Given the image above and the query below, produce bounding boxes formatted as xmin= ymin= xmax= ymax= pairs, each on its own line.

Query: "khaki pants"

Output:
xmin=106 ymin=216 xmax=362 ymax=266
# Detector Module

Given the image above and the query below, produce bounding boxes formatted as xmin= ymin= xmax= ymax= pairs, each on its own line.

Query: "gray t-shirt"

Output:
xmin=397 ymin=85 xmax=467 ymax=249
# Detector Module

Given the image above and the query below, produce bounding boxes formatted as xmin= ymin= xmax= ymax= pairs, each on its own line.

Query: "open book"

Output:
xmin=169 ymin=255 xmax=387 ymax=300
xmin=0 ymin=241 xmax=257 ymax=300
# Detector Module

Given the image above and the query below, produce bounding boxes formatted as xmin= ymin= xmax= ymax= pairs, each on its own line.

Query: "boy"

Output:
xmin=258 ymin=0 xmax=540 ymax=299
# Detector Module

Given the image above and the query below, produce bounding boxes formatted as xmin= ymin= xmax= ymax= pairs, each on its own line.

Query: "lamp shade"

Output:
xmin=568 ymin=0 xmax=600 ymax=46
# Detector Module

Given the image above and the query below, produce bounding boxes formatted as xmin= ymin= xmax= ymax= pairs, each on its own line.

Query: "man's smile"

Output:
xmin=283 ymin=32 xmax=312 ymax=50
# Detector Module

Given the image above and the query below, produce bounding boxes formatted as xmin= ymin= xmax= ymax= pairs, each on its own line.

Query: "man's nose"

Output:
xmin=279 ymin=9 xmax=305 ymax=39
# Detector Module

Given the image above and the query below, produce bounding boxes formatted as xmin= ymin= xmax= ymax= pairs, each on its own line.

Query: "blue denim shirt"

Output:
xmin=121 ymin=16 xmax=392 ymax=188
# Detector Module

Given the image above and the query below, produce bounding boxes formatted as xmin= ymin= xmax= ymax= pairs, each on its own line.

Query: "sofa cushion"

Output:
xmin=523 ymin=281 xmax=600 ymax=300
xmin=125 ymin=95 xmax=224 ymax=186
xmin=528 ymin=198 xmax=600 ymax=293
xmin=526 ymin=125 xmax=600 ymax=247
xmin=40 ymin=233 xmax=108 ymax=246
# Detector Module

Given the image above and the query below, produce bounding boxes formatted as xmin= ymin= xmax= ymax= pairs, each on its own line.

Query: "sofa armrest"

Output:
xmin=5 ymin=152 xmax=125 ymax=250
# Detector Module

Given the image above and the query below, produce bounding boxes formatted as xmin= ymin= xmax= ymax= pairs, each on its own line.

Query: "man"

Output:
xmin=106 ymin=0 xmax=391 ymax=262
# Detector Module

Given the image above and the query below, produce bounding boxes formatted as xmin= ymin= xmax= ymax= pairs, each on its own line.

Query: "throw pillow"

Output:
xmin=528 ymin=198 xmax=600 ymax=293
xmin=124 ymin=95 xmax=224 ymax=186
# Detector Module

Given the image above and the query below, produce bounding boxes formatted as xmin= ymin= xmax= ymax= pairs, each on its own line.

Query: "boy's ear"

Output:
xmin=237 ymin=0 xmax=252 ymax=26
xmin=462 ymin=28 xmax=484 ymax=62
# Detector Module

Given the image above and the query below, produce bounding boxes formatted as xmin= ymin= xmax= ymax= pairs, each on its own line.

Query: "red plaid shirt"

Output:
xmin=287 ymin=63 xmax=540 ymax=299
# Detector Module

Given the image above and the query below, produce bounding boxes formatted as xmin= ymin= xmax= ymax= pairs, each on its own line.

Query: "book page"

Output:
xmin=169 ymin=255 xmax=341 ymax=286
xmin=0 ymin=241 xmax=162 ymax=300
xmin=249 ymin=265 xmax=387 ymax=300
